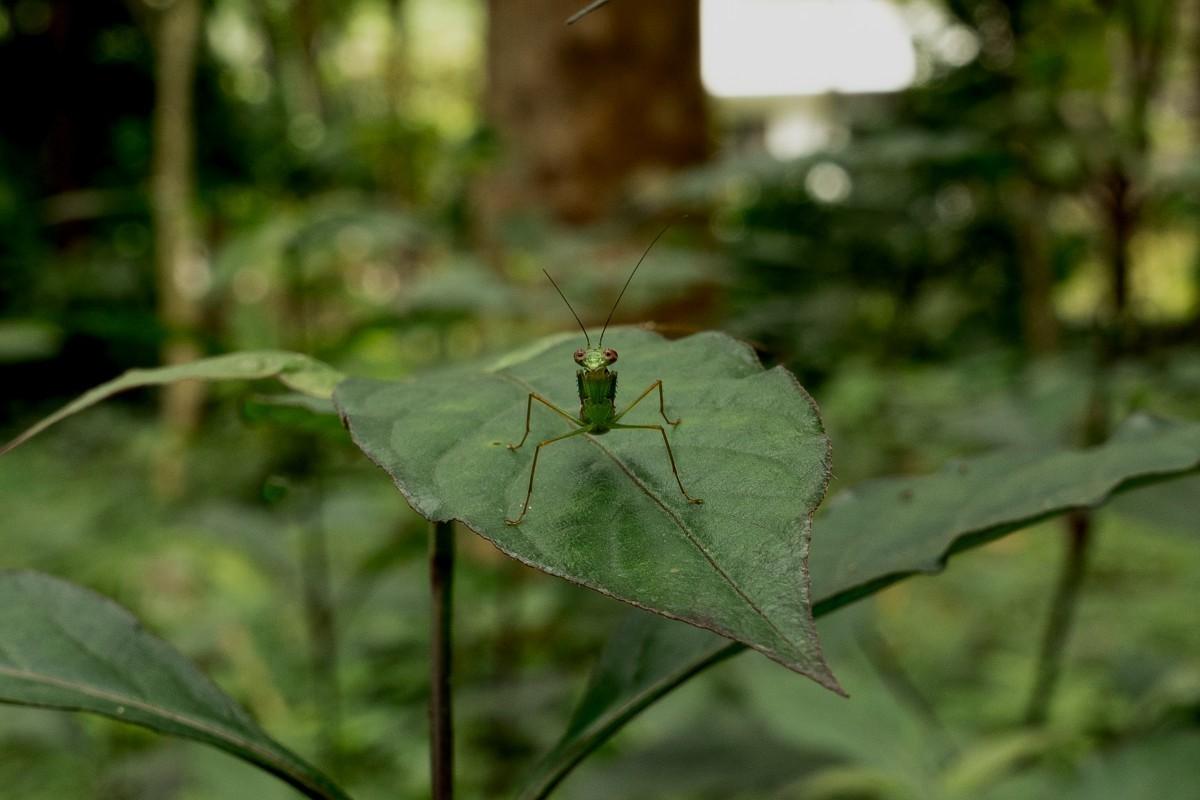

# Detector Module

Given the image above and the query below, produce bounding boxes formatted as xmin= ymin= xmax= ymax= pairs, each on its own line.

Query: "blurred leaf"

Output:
xmin=788 ymin=765 xmax=915 ymax=800
xmin=0 ymin=319 xmax=62 ymax=363
xmin=810 ymin=413 xmax=1200 ymax=609
xmin=560 ymin=707 xmax=838 ymax=800
xmin=942 ymin=730 xmax=1061 ymax=797
xmin=518 ymin=413 xmax=1200 ymax=798
xmin=242 ymin=392 xmax=344 ymax=438
xmin=399 ymin=258 xmax=518 ymax=316
xmin=1109 ymin=473 xmax=1200 ymax=539
xmin=519 ymin=610 xmax=738 ymax=800
xmin=1 ymin=351 xmax=342 ymax=455
xmin=1064 ymin=731 xmax=1200 ymax=800
xmin=0 ymin=571 xmax=351 ymax=800
xmin=978 ymin=732 xmax=1200 ymax=800
xmin=736 ymin=610 xmax=947 ymax=792
xmin=335 ymin=327 xmax=841 ymax=691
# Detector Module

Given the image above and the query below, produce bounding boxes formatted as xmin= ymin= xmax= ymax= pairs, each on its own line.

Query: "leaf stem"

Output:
xmin=1023 ymin=510 xmax=1092 ymax=725
xmin=429 ymin=520 xmax=455 ymax=798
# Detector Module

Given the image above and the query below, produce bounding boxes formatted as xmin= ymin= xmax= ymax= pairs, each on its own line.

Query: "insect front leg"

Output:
xmin=610 ymin=423 xmax=703 ymax=505
xmin=506 ymin=427 xmax=588 ymax=525
xmin=612 ymin=379 xmax=680 ymax=426
xmin=509 ymin=392 xmax=583 ymax=450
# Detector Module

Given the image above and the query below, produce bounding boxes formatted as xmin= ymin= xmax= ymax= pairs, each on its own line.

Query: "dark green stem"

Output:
xmin=1023 ymin=510 xmax=1092 ymax=725
xmin=300 ymin=512 xmax=340 ymax=758
xmin=429 ymin=520 xmax=455 ymax=799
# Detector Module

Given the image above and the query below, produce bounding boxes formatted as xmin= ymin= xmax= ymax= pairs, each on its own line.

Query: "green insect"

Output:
xmin=505 ymin=230 xmax=704 ymax=526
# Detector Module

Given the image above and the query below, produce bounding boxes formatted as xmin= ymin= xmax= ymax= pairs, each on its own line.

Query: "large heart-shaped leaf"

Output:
xmin=518 ymin=414 xmax=1200 ymax=798
xmin=335 ymin=327 xmax=841 ymax=692
xmin=1 ymin=350 xmax=341 ymax=455
xmin=0 ymin=571 xmax=351 ymax=800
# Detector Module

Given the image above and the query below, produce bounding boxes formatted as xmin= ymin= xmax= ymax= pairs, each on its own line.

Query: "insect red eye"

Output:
xmin=573 ymin=348 xmax=585 ymax=363
xmin=604 ymin=348 xmax=618 ymax=363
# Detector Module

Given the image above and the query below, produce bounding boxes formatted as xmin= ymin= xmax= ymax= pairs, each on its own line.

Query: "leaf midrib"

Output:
xmin=0 ymin=663 xmax=325 ymax=797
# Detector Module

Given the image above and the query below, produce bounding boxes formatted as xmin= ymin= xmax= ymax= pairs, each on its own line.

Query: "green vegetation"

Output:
xmin=2 ymin=0 xmax=1198 ymax=798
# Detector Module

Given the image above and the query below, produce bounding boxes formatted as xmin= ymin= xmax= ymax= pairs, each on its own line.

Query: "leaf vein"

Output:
xmin=0 ymin=665 xmax=323 ymax=797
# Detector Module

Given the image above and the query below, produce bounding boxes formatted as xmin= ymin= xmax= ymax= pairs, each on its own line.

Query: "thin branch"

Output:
xmin=429 ymin=521 xmax=455 ymax=798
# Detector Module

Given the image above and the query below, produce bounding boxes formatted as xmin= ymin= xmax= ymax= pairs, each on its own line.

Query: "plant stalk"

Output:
xmin=429 ymin=520 xmax=455 ymax=798
xmin=1023 ymin=510 xmax=1092 ymax=725
xmin=300 ymin=513 xmax=341 ymax=759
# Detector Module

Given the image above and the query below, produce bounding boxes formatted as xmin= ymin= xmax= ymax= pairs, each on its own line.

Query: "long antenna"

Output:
xmin=599 ymin=223 xmax=673 ymax=345
xmin=566 ymin=0 xmax=611 ymax=25
xmin=542 ymin=269 xmax=591 ymax=347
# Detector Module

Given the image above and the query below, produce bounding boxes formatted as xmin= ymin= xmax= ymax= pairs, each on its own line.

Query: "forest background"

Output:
xmin=1 ymin=0 xmax=1199 ymax=798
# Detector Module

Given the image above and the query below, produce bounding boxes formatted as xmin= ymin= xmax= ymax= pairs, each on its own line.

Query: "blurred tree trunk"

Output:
xmin=482 ymin=0 xmax=707 ymax=224
xmin=1002 ymin=0 xmax=1059 ymax=355
xmin=254 ymin=0 xmax=327 ymax=125
xmin=1100 ymin=0 xmax=1175 ymax=338
xmin=149 ymin=0 xmax=203 ymax=494
xmin=1193 ymin=0 xmax=1200 ymax=334
xmin=387 ymin=0 xmax=410 ymax=109
xmin=1194 ymin=0 xmax=1200 ymax=143
xmin=1013 ymin=185 xmax=1059 ymax=355
xmin=294 ymin=0 xmax=329 ymax=122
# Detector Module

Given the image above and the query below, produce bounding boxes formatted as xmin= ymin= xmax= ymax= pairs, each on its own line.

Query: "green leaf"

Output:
xmin=810 ymin=414 xmax=1200 ymax=608
xmin=1 ymin=351 xmax=343 ymax=455
xmin=0 ymin=571 xmax=352 ymax=800
xmin=551 ymin=704 xmax=840 ymax=798
xmin=0 ymin=318 xmax=62 ymax=363
xmin=519 ymin=414 xmax=1200 ymax=798
xmin=242 ymin=392 xmax=345 ymax=438
xmin=1110 ymin=473 xmax=1200 ymax=539
xmin=335 ymin=327 xmax=841 ymax=691
xmin=977 ymin=732 xmax=1200 ymax=800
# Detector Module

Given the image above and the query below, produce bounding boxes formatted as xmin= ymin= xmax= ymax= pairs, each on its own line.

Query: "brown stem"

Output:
xmin=430 ymin=520 xmax=455 ymax=798
xmin=1105 ymin=170 xmax=1135 ymax=322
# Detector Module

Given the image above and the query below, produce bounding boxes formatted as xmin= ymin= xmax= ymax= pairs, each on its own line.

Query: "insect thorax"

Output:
xmin=577 ymin=369 xmax=617 ymax=429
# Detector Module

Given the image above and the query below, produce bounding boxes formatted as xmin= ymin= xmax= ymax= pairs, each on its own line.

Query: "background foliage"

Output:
xmin=1 ymin=0 xmax=1198 ymax=797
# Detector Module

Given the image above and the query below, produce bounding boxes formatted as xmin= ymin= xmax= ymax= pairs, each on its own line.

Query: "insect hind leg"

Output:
xmin=610 ymin=423 xmax=703 ymax=504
